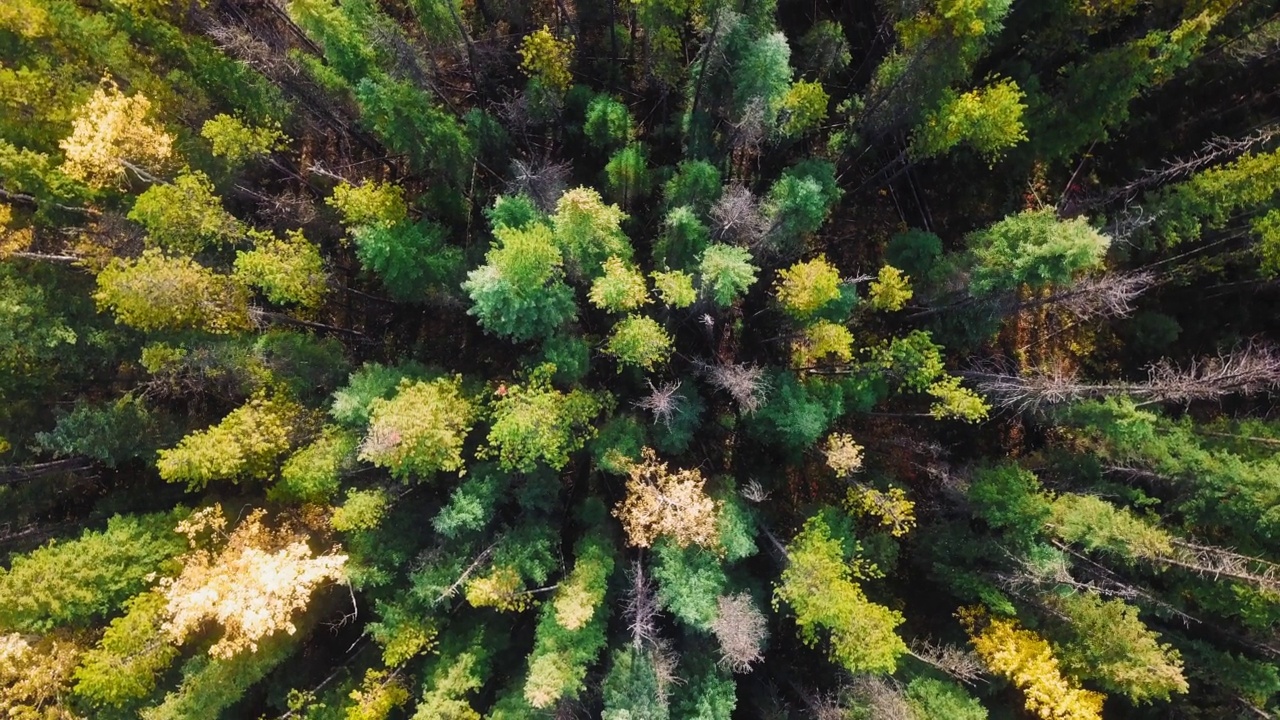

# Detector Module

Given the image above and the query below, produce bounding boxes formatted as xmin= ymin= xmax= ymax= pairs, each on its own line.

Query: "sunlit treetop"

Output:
xmin=518 ymin=26 xmax=574 ymax=93
xmin=59 ymin=78 xmax=173 ymax=187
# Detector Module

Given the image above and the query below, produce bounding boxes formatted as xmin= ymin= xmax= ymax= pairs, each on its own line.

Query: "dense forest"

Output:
xmin=2 ymin=0 xmax=1280 ymax=716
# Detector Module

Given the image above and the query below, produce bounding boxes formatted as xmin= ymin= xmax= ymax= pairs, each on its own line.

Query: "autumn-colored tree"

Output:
xmin=615 ymin=448 xmax=721 ymax=550
xmin=95 ymin=250 xmax=252 ymax=334
xmin=234 ymin=229 xmax=327 ymax=309
xmin=604 ymin=315 xmax=674 ymax=371
xmin=129 ymin=170 xmax=241 ymax=253
xmin=59 ymin=78 xmax=173 ymax=186
xmin=157 ymin=393 xmax=305 ymax=489
xmin=589 ymin=257 xmax=650 ymax=312
xmin=359 ymin=376 xmax=476 ymax=481
xmin=157 ymin=505 xmax=347 ymax=658
xmin=774 ymin=255 xmax=842 ymax=320
xmin=518 ymin=26 xmax=574 ymax=94
xmin=484 ymin=366 xmax=602 ymax=472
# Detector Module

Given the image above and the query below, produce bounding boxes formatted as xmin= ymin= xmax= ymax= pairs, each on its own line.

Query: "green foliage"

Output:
xmin=464 ymin=222 xmax=577 ymax=342
xmin=774 ymin=514 xmax=906 ymax=674
xmin=200 ymin=114 xmax=285 ymax=165
xmin=140 ymin=632 xmax=296 ymax=720
xmin=967 ymin=209 xmax=1110 ymax=295
xmin=1052 ymin=593 xmax=1188 ymax=703
xmin=905 ymin=677 xmax=988 ymax=720
xmin=330 ymin=362 xmax=426 ymax=429
xmin=95 ymin=249 xmax=251 ymax=334
xmin=73 ymin=590 xmax=178 ymax=710
xmin=699 ymin=244 xmax=758 ymax=307
xmin=967 ymin=463 xmax=1051 ymax=546
xmin=352 ymin=221 xmax=462 ymax=302
xmin=799 ymin=21 xmax=851 ymax=80
xmin=0 ymin=511 xmax=186 ymax=633
xmin=552 ymin=187 xmax=634 ymax=275
xmin=733 ymin=31 xmax=792 ymax=126
xmin=129 ymin=170 xmax=241 ymax=253
xmin=484 ymin=367 xmax=602 ymax=472
xmin=601 ymin=647 xmax=669 ymax=720
xmin=433 ymin=464 xmax=509 ymax=538
xmin=750 ymin=372 xmax=844 ymax=452
xmin=1146 ymin=147 xmax=1280 ymax=246
xmin=359 ymin=376 xmax=476 ymax=481
xmin=605 ymin=143 xmax=651 ymax=206
xmin=35 ymin=395 xmax=157 ymax=467
xmin=234 ymin=229 xmax=327 ymax=309
xmin=354 ymin=77 xmax=472 ymax=183
xmin=590 ymin=415 xmax=647 ymax=475
xmin=604 ymin=315 xmax=674 ymax=371
xmin=1254 ymin=209 xmax=1280 ymax=278
xmin=764 ymin=161 xmax=842 ymax=255
xmin=273 ymin=426 xmax=357 ymax=503
xmin=584 ymin=94 xmax=632 ymax=150
xmin=651 ymin=269 xmax=696 ymax=308
xmin=654 ymin=206 xmax=711 ymax=271
xmin=664 ymin=160 xmax=721 ymax=214
xmin=652 ymin=538 xmax=726 ymax=629
xmin=487 ymin=194 xmax=544 ymax=231
xmin=156 ymin=393 xmax=304 ymax=489
xmin=885 ymin=229 xmax=944 ymax=289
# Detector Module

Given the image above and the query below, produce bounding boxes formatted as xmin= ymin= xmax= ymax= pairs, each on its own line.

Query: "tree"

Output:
xmin=779 ymin=80 xmax=829 ymax=137
xmin=605 ymin=143 xmax=651 ymax=207
xmin=551 ymin=186 xmax=633 ymax=275
xmin=654 ymin=206 xmax=711 ymax=271
xmin=589 ymin=256 xmax=650 ymax=312
xmin=157 ymin=393 xmax=306 ymax=489
xmin=710 ymin=592 xmax=768 ymax=673
xmin=129 ymin=170 xmax=241 ymax=253
xmin=359 ymin=376 xmax=476 ymax=481
xmin=967 ymin=209 xmax=1110 ymax=296
xmin=200 ymin=114 xmax=285 ymax=166
xmin=616 ymin=448 xmax=721 ymax=550
xmin=59 ymin=77 xmax=172 ymax=187
xmin=699 ymin=244 xmax=758 ymax=307
xmin=1051 ymin=593 xmax=1188 ymax=703
xmin=960 ymin=607 xmax=1106 ymax=720
xmin=463 ymin=222 xmax=577 ymax=342
xmin=651 ymin=269 xmax=696 ymax=308
xmin=352 ymin=221 xmax=462 ymax=302
xmin=0 ymin=631 xmax=81 ymax=719
xmin=73 ymin=590 xmax=179 ymax=711
xmin=157 ymin=505 xmax=347 ymax=659
xmin=602 ymin=646 xmax=671 ymax=720
xmin=234 ymin=229 xmax=327 ymax=309
xmin=518 ymin=26 xmax=574 ymax=94
xmin=95 ymin=250 xmax=252 ymax=333
xmin=584 ymin=94 xmax=633 ymax=151
xmin=774 ymin=255 xmax=842 ymax=320
xmin=775 ymin=515 xmax=907 ymax=674
xmin=0 ymin=511 xmax=186 ymax=633
xmin=868 ymin=265 xmax=914 ymax=311
xmin=604 ymin=315 xmax=673 ymax=371
xmin=484 ymin=366 xmax=602 ymax=472
xmin=911 ymin=78 xmax=1027 ymax=161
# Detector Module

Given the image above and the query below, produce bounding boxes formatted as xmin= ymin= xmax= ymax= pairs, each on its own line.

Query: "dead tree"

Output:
xmin=634 ymin=380 xmax=684 ymax=427
xmin=699 ymin=360 xmax=770 ymax=414
xmin=709 ymin=183 xmax=768 ymax=247
xmin=1009 ymin=270 xmax=1158 ymax=322
xmin=969 ymin=342 xmax=1280 ymax=411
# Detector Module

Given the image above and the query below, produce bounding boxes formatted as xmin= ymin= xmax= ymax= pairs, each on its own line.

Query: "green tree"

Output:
xmin=156 ymin=393 xmax=305 ymax=489
xmin=605 ymin=144 xmax=651 ymax=207
xmin=911 ymin=78 xmax=1027 ymax=162
xmin=551 ymin=187 xmax=634 ymax=276
xmin=128 ymin=170 xmax=241 ymax=253
xmin=95 ymin=250 xmax=252 ymax=334
xmin=484 ymin=367 xmax=603 ymax=472
xmin=967 ymin=209 xmax=1110 ymax=295
xmin=73 ymin=590 xmax=179 ymax=711
xmin=699 ymin=244 xmax=758 ymax=307
xmin=584 ymin=94 xmax=633 ymax=151
xmin=463 ymin=222 xmax=577 ymax=342
xmin=234 ymin=229 xmax=327 ymax=309
xmin=604 ymin=315 xmax=673 ymax=371
xmin=1052 ymin=593 xmax=1188 ymax=703
xmin=200 ymin=114 xmax=285 ymax=166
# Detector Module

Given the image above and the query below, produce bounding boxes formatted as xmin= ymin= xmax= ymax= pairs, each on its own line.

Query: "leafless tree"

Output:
xmin=634 ymin=380 xmax=684 ymax=427
xmin=839 ymin=676 xmax=915 ymax=720
xmin=710 ymin=592 xmax=768 ymax=673
xmin=623 ymin=561 xmax=661 ymax=650
xmin=701 ymin=361 xmax=769 ymax=414
xmin=970 ymin=342 xmax=1280 ymax=411
xmin=510 ymin=157 xmax=570 ymax=212
xmin=255 ymin=187 xmax=317 ymax=226
xmin=1012 ymin=270 xmax=1158 ymax=322
xmin=740 ymin=479 xmax=770 ymax=504
xmin=1226 ymin=17 xmax=1280 ymax=64
xmin=908 ymin=639 xmax=986 ymax=685
xmin=709 ymin=183 xmax=768 ymax=247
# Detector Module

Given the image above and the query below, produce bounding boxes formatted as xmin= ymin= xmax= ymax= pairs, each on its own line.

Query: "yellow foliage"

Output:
xmin=823 ymin=433 xmax=864 ymax=476
xmin=159 ymin=505 xmax=347 ymax=658
xmin=0 ymin=632 xmax=82 ymax=719
xmin=0 ymin=203 xmax=34 ymax=258
xmin=868 ymin=265 xmax=913 ymax=311
xmin=614 ymin=448 xmax=721 ymax=550
xmin=792 ymin=320 xmax=854 ymax=367
xmin=59 ymin=78 xmax=173 ymax=187
xmin=346 ymin=669 xmax=410 ymax=720
xmin=774 ymin=255 xmax=842 ymax=319
xmin=464 ymin=566 xmax=530 ymax=612
xmin=845 ymin=485 xmax=916 ymax=537
xmin=960 ymin=607 xmax=1106 ymax=720
xmin=518 ymin=26 xmax=574 ymax=93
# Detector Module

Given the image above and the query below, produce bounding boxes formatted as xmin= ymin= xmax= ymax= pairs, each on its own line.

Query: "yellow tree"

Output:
xmin=518 ymin=26 xmax=574 ymax=93
xmin=614 ymin=448 xmax=720 ymax=550
xmin=60 ymin=77 xmax=173 ymax=187
xmin=157 ymin=505 xmax=347 ymax=659
xmin=960 ymin=607 xmax=1106 ymax=720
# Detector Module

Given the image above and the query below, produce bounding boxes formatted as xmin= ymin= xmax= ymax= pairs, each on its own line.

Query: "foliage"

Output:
xmin=73 ymin=590 xmax=178 ymax=711
xmin=464 ymin=222 xmax=577 ymax=341
xmin=779 ymin=80 xmax=829 ymax=137
xmin=589 ymin=256 xmax=650 ymax=312
xmin=352 ymin=220 xmax=462 ymax=302
xmin=484 ymin=367 xmax=602 ymax=472
xmin=157 ymin=505 xmax=347 ymax=658
xmin=359 ymin=376 xmax=475 ymax=481
xmin=913 ymin=78 xmax=1028 ymax=161
xmin=774 ymin=255 xmax=842 ymax=319
xmin=774 ymin=515 xmax=907 ymax=674
xmin=651 ymin=269 xmax=696 ymax=308
xmin=129 ymin=170 xmax=240 ymax=253
xmin=0 ymin=511 xmax=186 ymax=633
xmin=0 ymin=632 xmax=81 ymax=719
xmin=59 ymin=78 xmax=172 ymax=187
xmin=201 ymin=113 xmax=285 ymax=165
xmin=699 ymin=244 xmax=758 ymax=307
xmin=967 ymin=209 xmax=1111 ymax=295
xmin=157 ymin=392 xmax=304 ymax=489
xmin=95 ymin=250 xmax=251 ymax=333
xmin=234 ymin=229 xmax=327 ymax=309
xmin=551 ymin=186 xmax=633 ymax=275
xmin=616 ymin=448 xmax=721 ymax=550
xmin=518 ymin=26 xmax=574 ymax=93
xmin=605 ymin=143 xmax=651 ymax=206
xmin=328 ymin=181 xmax=409 ymax=227
xmin=960 ymin=607 xmax=1106 ymax=720
xmin=868 ymin=265 xmax=913 ymax=311
xmin=584 ymin=94 xmax=633 ymax=150
xmin=274 ymin=426 xmax=357 ymax=503
xmin=1052 ymin=593 xmax=1187 ymax=703
xmin=604 ymin=314 xmax=674 ymax=371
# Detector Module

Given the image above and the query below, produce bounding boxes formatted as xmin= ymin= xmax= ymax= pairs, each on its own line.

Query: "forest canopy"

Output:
xmin=2 ymin=0 xmax=1280 ymax=717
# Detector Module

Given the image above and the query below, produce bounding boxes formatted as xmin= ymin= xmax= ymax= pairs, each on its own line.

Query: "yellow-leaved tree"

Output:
xmin=157 ymin=505 xmax=347 ymax=659
xmin=614 ymin=448 xmax=721 ymax=550
xmin=960 ymin=606 xmax=1106 ymax=720
xmin=60 ymin=77 xmax=173 ymax=187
